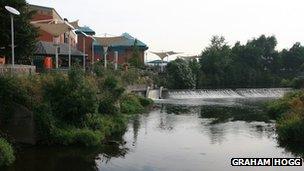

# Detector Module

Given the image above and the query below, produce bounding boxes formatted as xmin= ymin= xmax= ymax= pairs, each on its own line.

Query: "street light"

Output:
xmin=5 ymin=6 xmax=20 ymax=68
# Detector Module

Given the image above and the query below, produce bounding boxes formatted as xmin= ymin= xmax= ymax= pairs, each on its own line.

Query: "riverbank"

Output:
xmin=266 ymin=90 xmax=304 ymax=144
xmin=0 ymin=65 xmax=153 ymax=167
xmin=4 ymin=99 xmax=304 ymax=171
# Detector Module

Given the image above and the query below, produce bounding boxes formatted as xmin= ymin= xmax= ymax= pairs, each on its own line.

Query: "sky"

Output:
xmin=27 ymin=0 xmax=304 ymax=61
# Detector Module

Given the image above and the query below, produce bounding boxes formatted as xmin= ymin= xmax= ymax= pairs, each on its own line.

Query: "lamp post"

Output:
xmin=103 ymin=46 xmax=108 ymax=68
xmin=5 ymin=6 xmax=20 ymax=68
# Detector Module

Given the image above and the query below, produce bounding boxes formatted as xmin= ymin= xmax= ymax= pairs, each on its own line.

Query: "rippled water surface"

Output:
xmin=5 ymin=97 xmax=304 ymax=171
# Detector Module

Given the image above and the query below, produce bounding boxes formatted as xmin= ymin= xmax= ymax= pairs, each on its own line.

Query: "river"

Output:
xmin=4 ymin=88 xmax=304 ymax=171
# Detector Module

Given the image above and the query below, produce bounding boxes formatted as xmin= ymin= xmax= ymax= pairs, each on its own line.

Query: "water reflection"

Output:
xmin=5 ymin=98 xmax=304 ymax=171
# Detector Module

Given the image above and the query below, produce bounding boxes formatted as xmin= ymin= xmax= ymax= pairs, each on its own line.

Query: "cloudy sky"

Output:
xmin=27 ymin=0 xmax=304 ymax=60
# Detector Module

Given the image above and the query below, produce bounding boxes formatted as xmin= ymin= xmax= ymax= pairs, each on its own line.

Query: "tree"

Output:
xmin=199 ymin=36 xmax=232 ymax=87
xmin=0 ymin=0 xmax=38 ymax=64
xmin=129 ymin=39 xmax=142 ymax=68
xmin=280 ymin=42 xmax=304 ymax=76
xmin=166 ymin=58 xmax=195 ymax=89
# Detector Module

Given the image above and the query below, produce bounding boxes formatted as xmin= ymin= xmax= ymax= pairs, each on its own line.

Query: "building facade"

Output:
xmin=94 ymin=33 xmax=148 ymax=65
xmin=28 ymin=4 xmax=77 ymax=47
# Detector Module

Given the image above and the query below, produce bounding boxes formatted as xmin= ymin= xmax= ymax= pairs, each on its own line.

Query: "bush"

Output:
xmin=43 ymin=67 xmax=98 ymax=126
xmin=98 ymin=76 xmax=125 ymax=115
xmin=0 ymin=76 xmax=29 ymax=121
xmin=280 ymin=79 xmax=292 ymax=87
xmin=277 ymin=114 xmax=304 ymax=143
xmin=291 ymin=77 xmax=304 ymax=89
xmin=266 ymin=91 xmax=303 ymax=119
xmin=120 ymin=94 xmax=144 ymax=114
xmin=138 ymin=96 xmax=154 ymax=107
xmin=0 ymin=138 xmax=15 ymax=167
xmin=51 ymin=128 xmax=103 ymax=147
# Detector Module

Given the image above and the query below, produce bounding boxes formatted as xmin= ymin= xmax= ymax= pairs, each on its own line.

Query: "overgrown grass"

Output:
xmin=0 ymin=138 xmax=15 ymax=167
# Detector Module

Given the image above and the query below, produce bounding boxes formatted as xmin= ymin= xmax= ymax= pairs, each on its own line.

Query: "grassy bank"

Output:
xmin=0 ymin=65 xmax=153 ymax=165
xmin=266 ymin=91 xmax=304 ymax=144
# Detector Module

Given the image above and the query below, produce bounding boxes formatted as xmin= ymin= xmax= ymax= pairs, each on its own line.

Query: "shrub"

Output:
xmin=0 ymin=76 xmax=29 ymax=121
xmin=266 ymin=91 xmax=303 ymax=119
xmin=51 ymin=128 xmax=103 ymax=147
xmin=0 ymin=138 xmax=15 ymax=167
xmin=43 ymin=67 xmax=98 ymax=126
xmin=277 ymin=113 xmax=304 ymax=143
xmin=98 ymin=76 xmax=124 ymax=115
xmin=280 ymin=79 xmax=292 ymax=87
xmin=291 ymin=77 xmax=304 ymax=89
xmin=120 ymin=94 xmax=144 ymax=114
xmin=138 ymin=96 xmax=153 ymax=107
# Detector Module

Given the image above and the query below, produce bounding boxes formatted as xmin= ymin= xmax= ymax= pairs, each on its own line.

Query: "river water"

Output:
xmin=4 ymin=89 xmax=304 ymax=171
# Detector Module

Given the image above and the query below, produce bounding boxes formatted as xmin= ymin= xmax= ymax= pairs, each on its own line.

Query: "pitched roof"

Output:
xmin=35 ymin=41 xmax=85 ymax=57
xmin=28 ymin=4 xmax=63 ymax=21
xmin=76 ymin=26 xmax=96 ymax=35
xmin=93 ymin=33 xmax=148 ymax=49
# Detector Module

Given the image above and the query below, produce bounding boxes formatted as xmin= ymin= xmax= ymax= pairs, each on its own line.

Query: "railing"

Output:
xmin=0 ymin=65 xmax=36 ymax=75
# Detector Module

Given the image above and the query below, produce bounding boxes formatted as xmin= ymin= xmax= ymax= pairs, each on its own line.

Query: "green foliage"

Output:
xmin=277 ymin=114 xmax=304 ymax=143
xmin=51 ymin=128 xmax=103 ymax=147
xmin=43 ymin=66 xmax=98 ymax=126
xmin=198 ymin=35 xmax=281 ymax=88
xmin=137 ymin=96 xmax=154 ymax=107
xmin=0 ymin=65 xmax=151 ymax=147
xmin=266 ymin=91 xmax=304 ymax=143
xmin=291 ymin=77 xmax=304 ymax=89
xmin=129 ymin=39 xmax=143 ymax=68
xmin=0 ymin=0 xmax=38 ymax=64
xmin=266 ymin=91 xmax=303 ymax=119
xmin=121 ymin=94 xmax=144 ymax=114
xmin=0 ymin=76 xmax=29 ymax=121
xmin=98 ymin=76 xmax=125 ymax=115
xmin=166 ymin=58 xmax=196 ymax=89
xmin=0 ymin=138 xmax=15 ymax=167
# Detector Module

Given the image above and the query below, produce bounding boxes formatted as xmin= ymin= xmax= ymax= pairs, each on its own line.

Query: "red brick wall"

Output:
xmin=31 ymin=11 xmax=69 ymax=44
xmin=96 ymin=48 xmax=145 ymax=65
xmin=77 ymin=35 xmax=94 ymax=63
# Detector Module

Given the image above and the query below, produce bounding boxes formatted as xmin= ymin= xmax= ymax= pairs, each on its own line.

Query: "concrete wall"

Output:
xmin=0 ymin=104 xmax=37 ymax=145
xmin=0 ymin=65 xmax=36 ymax=75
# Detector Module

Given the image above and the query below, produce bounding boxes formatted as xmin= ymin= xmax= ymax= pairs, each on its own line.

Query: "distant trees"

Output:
xmin=0 ymin=0 xmax=38 ymax=64
xmin=166 ymin=35 xmax=304 ymax=89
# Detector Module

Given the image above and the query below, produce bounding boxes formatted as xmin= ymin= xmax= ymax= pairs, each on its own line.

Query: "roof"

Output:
xmin=28 ymin=4 xmax=63 ymax=21
xmin=35 ymin=41 xmax=85 ymax=57
xmin=75 ymin=26 xmax=95 ymax=35
xmin=93 ymin=33 xmax=148 ymax=49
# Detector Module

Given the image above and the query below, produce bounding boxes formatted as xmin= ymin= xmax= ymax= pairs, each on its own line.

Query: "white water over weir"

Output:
xmin=167 ymin=88 xmax=291 ymax=99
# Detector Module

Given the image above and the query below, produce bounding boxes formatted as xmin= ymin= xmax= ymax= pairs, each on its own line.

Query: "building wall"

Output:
xmin=29 ymin=5 xmax=77 ymax=47
xmin=95 ymin=47 xmax=145 ymax=65
xmin=77 ymin=35 xmax=94 ymax=64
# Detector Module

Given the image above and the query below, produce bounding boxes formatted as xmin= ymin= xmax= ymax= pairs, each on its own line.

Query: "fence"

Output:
xmin=0 ymin=65 xmax=36 ymax=75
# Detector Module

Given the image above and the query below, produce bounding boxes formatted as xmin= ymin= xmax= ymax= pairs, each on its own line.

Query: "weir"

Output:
xmin=166 ymin=88 xmax=291 ymax=99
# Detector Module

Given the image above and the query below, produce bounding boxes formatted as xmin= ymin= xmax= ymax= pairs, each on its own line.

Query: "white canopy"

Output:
xmin=150 ymin=51 xmax=182 ymax=60
xmin=31 ymin=20 xmax=75 ymax=37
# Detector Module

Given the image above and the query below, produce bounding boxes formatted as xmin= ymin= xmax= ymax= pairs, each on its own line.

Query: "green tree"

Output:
xmin=280 ymin=42 xmax=304 ymax=76
xmin=199 ymin=36 xmax=232 ymax=87
xmin=0 ymin=0 xmax=38 ymax=64
xmin=166 ymin=58 xmax=195 ymax=89
xmin=129 ymin=39 xmax=142 ymax=68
